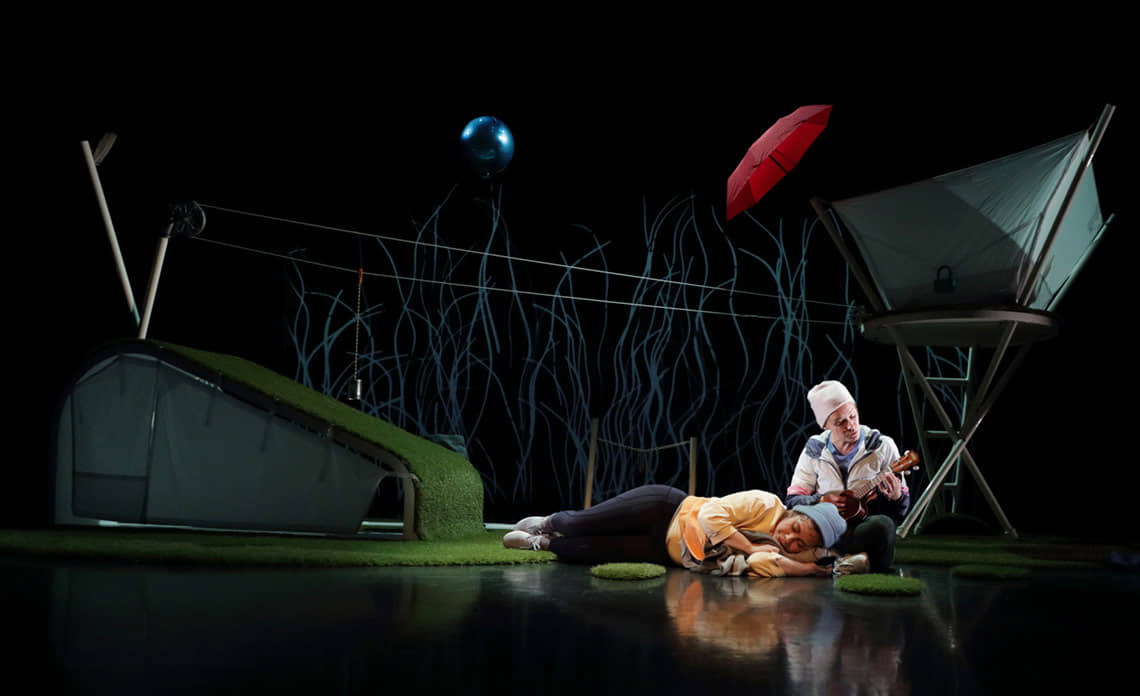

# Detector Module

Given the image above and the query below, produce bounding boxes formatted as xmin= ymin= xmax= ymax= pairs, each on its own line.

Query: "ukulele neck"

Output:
xmin=844 ymin=452 xmax=917 ymax=500
xmin=846 ymin=472 xmax=888 ymax=500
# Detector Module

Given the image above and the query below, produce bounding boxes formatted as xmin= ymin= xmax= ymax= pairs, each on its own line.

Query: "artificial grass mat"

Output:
xmin=591 ymin=562 xmax=667 ymax=580
xmin=0 ymin=527 xmax=555 ymax=568
xmin=835 ymin=574 xmax=924 ymax=596
xmin=893 ymin=534 xmax=1133 ymax=571
xmin=1 ymin=527 xmax=1133 ymax=571
xmin=950 ymin=564 xmax=1031 ymax=580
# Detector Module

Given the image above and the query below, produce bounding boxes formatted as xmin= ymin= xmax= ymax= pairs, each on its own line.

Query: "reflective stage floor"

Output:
xmin=4 ymin=555 xmax=1136 ymax=694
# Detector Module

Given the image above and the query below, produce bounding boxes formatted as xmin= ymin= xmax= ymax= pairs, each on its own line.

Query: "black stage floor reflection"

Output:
xmin=4 ymin=556 xmax=1135 ymax=694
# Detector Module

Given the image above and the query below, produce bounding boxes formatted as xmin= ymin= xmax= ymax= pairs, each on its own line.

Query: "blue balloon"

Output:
xmin=460 ymin=116 xmax=515 ymax=178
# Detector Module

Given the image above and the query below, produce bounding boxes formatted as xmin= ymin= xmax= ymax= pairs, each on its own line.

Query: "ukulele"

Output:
xmin=821 ymin=450 xmax=920 ymax=522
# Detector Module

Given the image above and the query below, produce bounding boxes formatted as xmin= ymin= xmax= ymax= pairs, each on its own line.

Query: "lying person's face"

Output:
xmin=773 ymin=512 xmax=822 ymax=554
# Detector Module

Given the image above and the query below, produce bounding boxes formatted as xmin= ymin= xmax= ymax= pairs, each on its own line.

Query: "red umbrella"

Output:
xmin=726 ymin=104 xmax=832 ymax=221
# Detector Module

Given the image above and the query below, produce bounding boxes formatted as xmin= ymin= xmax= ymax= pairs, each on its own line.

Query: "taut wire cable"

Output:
xmin=193 ymin=236 xmax=851 ymax=325
xmin=198 ymin=203 xmax=855 ymax=313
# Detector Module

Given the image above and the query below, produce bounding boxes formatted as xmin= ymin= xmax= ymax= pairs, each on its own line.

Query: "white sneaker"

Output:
xmin=512 ymin=515 xmax=550 ymax=535
xmin=502 ymin=530 xmax=549 ymax=551
xmin=833 ymin=552 xmax=870 ymax=576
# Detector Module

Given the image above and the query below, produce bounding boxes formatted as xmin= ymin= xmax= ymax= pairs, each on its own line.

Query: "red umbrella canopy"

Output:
xmin=726 ymin=104 xmax=832 ymax=221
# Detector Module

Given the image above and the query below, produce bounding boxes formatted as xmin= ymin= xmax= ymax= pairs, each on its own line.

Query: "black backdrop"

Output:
xmin=20 ymin=35 xmax=1135 ymax=540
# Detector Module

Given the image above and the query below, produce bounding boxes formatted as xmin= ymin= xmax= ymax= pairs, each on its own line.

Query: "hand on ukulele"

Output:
xmin=820 ymin=491 xmax=855 ymax=517
xmin=877 ymin=472 xmax=903 ymax=501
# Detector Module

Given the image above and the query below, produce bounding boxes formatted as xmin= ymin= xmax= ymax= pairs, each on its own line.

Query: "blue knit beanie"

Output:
xmin=793 ymin=502 xmax=846 ymax=549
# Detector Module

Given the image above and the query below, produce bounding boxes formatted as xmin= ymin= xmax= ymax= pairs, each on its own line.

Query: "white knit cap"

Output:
xmin=808 ymin=380 xmax=854 ymax=428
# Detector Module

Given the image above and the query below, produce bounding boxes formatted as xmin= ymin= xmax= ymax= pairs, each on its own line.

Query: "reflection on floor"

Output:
xmin=4 ymin=557 xmax=1135 ymax=693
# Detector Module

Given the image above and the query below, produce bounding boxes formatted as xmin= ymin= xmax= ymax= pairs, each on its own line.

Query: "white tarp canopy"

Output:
xmin=831 ymin=130 xmax=1106 ymax=313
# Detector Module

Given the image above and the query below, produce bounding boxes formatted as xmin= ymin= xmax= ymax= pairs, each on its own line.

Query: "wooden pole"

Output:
xmin=584 ymin=417 xmax=598 ymax=508
xmin=82 ymin=139 xmax=140 ymax=327
xmin=137 ymin=225 xmax=172 ymax=339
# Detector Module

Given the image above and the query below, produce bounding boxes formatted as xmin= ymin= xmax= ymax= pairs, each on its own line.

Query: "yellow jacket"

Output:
xmin=665 ymin=490 xmax=789 ymax=577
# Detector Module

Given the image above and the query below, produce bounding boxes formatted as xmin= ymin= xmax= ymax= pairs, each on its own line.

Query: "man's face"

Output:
xmin=825 ymin=401 xmax=860 ymax=449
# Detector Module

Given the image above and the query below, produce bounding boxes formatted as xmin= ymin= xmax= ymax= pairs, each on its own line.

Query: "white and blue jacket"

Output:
xmin=785 ymin=426 xmax=910 ymax=523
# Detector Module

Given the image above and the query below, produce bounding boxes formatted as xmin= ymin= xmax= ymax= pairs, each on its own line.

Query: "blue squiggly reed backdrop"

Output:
xmin=279 ymin=190 xmax=961 ymax=522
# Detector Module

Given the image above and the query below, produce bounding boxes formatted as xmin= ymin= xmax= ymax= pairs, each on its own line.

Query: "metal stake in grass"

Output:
xmin=348 ymin=267 xmax=364 ymax=407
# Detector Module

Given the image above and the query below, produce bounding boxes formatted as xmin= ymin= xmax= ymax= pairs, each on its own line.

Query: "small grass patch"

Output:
xmin=590 ymin=562 xmax=667 ymax=580
xmin=951 ymin=564 xmax=1030 ymax=580
xmin=0 ymin=528 xmax=557 ymax=568
xmin=835 ymin=574 xmax=924 ymax=596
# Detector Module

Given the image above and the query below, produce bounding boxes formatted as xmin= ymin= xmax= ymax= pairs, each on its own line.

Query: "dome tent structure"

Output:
xmin=811 ymin=104 xmax=1116 ymax=538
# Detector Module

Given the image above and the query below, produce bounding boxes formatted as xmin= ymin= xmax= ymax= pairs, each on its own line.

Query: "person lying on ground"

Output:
xmin=503 ymin=484 xmax=859 ymax=577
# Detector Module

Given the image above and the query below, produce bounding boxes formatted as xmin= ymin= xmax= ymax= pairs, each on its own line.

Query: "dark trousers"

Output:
xmin=837 ymin=514 xmax=897 ymax=572
xmin=547 ymin=484 xmax=688 ymax=565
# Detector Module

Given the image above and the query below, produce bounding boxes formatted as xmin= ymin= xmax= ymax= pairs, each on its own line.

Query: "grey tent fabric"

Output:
xmin=832 ymin=131 xmax=1105 ymax=312
xmin=54 ymin=351 xmax=385 ymax=535
xmin=818 ymin=108 xmax=1114 ymax=541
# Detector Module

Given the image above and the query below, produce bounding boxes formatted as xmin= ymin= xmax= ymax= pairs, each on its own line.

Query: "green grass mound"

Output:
xmin=590 ymin=562 xmax=667 ymax=580
xmin=0 ymin=528 xmax=557 ymax=568
xmin=951 ymin=564 xmax=1030 ymax=580
xmin=150 ymin=340 xmax=484 ymax=541
xmin=835 ymin=574 xmax=924 ymax=596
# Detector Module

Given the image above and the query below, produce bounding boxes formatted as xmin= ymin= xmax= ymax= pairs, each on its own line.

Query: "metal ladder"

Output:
xmin=899 ymin=345 xmax=974 ymax=526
